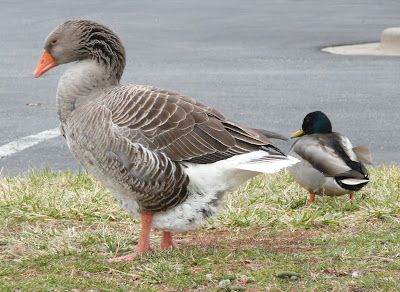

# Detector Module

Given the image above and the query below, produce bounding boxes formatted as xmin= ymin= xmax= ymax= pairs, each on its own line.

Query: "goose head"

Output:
xmin=290 ymin=111 xmax=333 ymax=138
xmin=34 ymin=20 xmax=126 ymax=81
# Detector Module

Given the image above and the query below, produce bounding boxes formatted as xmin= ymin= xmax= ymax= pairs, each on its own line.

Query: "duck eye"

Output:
xmin=51 ymin=39 xmax=57 ymax=45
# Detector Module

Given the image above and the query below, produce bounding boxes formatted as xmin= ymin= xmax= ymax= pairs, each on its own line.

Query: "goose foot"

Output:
xmin=0 ymin=182 xmax=7 ymax=190
xmin=107 ymin=249 xmax=153 ymax=262
xmin=160 ymin=231 xmax=176 ymax=250
xmin=308 ymin=193 xmax=316 ymax=206
xmin=108 ymin=213 xmax=154 ymax=262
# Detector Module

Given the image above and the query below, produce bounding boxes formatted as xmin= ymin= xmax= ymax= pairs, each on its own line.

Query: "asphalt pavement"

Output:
xmin=1 ymin=0 xmax=399 ymax=175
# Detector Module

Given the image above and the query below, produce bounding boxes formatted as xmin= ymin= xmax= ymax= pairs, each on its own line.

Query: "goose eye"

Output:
xmin=51 ymin=40 xmax=57 ymax=45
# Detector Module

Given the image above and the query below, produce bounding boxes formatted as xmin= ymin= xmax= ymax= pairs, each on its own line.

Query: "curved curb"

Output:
xmin=322 ymin=27 xmax=400 ymax=56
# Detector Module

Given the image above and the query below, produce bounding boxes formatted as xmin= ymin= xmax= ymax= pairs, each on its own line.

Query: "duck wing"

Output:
xmin=290 ymin=133 xmax=368 ymax=180
xmin=352 ymin=146 xmax=373 ymax=165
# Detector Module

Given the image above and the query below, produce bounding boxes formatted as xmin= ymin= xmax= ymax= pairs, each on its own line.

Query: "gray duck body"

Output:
xmin=289 ymin=126 xmax=370 ymax=197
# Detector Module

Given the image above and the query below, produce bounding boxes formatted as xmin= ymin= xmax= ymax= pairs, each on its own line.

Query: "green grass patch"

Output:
xmin=0 ymin=164 xmax=399 ymax=291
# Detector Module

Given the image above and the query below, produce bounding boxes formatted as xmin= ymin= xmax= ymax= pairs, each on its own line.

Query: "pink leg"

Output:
xmin=160 ymin=231 xmax=176 ymax=250
xmin=0 ymin=182 xmax=7 ymax=190
xmin=308 ymin=193 xmax=316 ymax=206
xmin=349 ymin=193 xmax=354 ymax=202
xmin=108 ymin=213 xmax=154 ymax=262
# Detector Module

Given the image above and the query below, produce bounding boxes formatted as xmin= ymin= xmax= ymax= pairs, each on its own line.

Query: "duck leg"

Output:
xmin=160 ymin=231 xmax=176 ymax=250
xmin=108 ymin=213 xmax=154 ymax=262
xmin=349 ymin=193 xmax=354 ymax=202
xmin=308 ymin=193 xmax=316 ymax=206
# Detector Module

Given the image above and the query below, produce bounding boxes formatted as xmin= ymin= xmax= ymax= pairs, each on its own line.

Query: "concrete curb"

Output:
xmin=322 ymin=27 xmax=400 ymax=56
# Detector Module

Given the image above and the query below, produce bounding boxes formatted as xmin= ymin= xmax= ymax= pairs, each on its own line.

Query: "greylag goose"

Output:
xmin=34 ymin=20 xmax=298 ymax=262
xmin=289 ymin=111 xmax=371 ymax=205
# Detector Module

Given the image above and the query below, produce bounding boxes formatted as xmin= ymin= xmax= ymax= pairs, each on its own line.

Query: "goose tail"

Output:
xmin=235 ymin=152 xmax=299 ymax=174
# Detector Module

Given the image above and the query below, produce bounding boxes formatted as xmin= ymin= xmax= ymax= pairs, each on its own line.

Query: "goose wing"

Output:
xmin=106 ymin=85 xmax=276 ymax=164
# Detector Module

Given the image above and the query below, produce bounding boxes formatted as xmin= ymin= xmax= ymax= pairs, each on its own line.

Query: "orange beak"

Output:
xmin=33 ymin=50 xmax=56 ymax=78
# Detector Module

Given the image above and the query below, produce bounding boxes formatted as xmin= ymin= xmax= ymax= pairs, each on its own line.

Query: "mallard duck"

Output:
xmin=288 ymin=111 xmax=371 ymax=205
xmin=33 ymin=20 xmax=298 ymax=262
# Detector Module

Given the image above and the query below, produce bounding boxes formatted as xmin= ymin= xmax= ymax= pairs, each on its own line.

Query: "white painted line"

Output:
xmin=0 ymin=128 xmax=60 ymax=159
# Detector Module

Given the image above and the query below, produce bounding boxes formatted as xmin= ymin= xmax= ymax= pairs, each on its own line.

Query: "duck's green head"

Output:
xmin=290 ymin=111 xmax=332 ymax=138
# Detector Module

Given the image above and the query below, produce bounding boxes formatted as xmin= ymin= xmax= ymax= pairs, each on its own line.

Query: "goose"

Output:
xmin=33 ymin=20 xmax=298 ymax=262
xmin=288 ymin=111 xmax=371 ymax=206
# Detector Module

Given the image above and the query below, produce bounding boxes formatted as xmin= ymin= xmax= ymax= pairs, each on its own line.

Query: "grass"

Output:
xmin=0 ymin=164 xmax=399 ymax=291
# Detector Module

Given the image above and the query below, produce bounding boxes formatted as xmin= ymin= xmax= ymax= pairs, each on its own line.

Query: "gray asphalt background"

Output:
xmin=1 ymin=1 xmax=399 ymax=175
